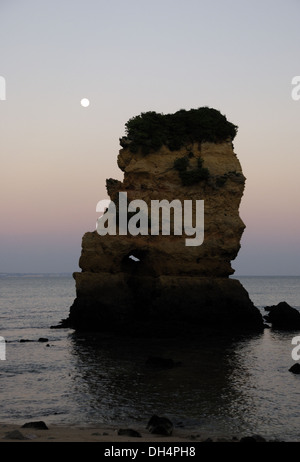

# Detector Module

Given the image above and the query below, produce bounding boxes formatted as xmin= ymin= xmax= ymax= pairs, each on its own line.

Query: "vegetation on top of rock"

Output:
xmin=121 ymin=107 xmax=238 ymax=154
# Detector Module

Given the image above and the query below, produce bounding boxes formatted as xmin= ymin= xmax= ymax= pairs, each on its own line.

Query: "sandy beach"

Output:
xmin=0 ymin=422 xmax=212 ymax=443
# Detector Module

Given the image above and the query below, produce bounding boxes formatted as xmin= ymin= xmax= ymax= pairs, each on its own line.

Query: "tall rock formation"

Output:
xmin=66 ymin=108 xmax=263 ymax=335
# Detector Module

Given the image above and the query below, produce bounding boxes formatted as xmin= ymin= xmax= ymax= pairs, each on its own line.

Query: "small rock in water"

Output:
xmin=251 ymin=434 xmax=267 ymax=442
xmin=22 ymin=421 xmax=48 ymax=430
xmin=263 ymin=301 xmax=300 ymax=330
xmin=240 ymin=436 xmax=257 ymax=443
xmin=240 ymin=434 xmax=266 ymax=443
xmin=117 ymin=428 xmax=141 ymax=438
xmin=146 ymin=415 xmax=173 ymax=436
xmin=289 ymin=363 xmax=300 ymax=374
xmin=4 ymin=430 xmax=28 ymax=440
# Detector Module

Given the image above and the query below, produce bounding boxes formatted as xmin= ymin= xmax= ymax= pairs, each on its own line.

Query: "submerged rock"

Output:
xmin=64 ymin=108 xmax=263 ymax=335
xmin=117 ymin=428 xmax=141 ymax=438
xmin=146 ymin=415 xmax=174 ymax=436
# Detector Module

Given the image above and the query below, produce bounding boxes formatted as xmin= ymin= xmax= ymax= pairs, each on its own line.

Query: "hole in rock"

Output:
xmin=129 ymin=255 xmax=140 ymax=262
xmin=121 ymin=249 xmax=157 ymax=276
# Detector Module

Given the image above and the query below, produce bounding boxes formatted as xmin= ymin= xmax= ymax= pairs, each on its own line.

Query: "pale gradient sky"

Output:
xmin=0 ymin=0 xmax=300 ymax=275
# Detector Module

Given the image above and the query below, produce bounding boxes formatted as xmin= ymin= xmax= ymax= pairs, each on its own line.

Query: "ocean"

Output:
xmin=0 ymin=274 xmax=300 ymax=441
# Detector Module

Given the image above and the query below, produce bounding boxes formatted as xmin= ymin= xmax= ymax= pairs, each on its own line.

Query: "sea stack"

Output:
xmin=66 ymin=108 xmax=263 ymax=335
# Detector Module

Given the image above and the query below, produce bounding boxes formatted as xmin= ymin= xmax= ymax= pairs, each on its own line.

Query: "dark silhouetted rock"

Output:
xmin=264 ymin=302 xmax=300 ymax=330
xmin=50 ymin=318 xmax=69 ymax=329
xmin=240 ymin=436 xmax=257 ymax=443
xmin=4 ymin=430 xmax=28 ymax=440
xmin=117 ymin=428 xmax=141 ymax=438
xmin=240 ymin=434 xmax=266 ymax=442
xmin=289 ymin=363 xmax=300 ymax=374
xmin=20 ymin=338 xmax=49 ymax=343
xmin=264 ymin=306 xmax=273 ymax=312
xmin=147 ymin=415 xmax=173 ymax=436
xmin=22 ymin=421 xmax=48 ymax=430
xmin=251 ymin=434 xmax=267 ymax=442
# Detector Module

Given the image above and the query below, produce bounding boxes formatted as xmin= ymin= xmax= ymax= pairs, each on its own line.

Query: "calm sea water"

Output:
xmin=0 ymin=274 xmax=300 ymax=441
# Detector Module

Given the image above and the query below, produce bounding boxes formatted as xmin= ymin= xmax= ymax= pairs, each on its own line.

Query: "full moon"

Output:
xmin=80 ymin=98 xmax=90 ymax=107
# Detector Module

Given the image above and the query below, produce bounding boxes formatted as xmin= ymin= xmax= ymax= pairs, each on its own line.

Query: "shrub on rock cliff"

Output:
xmin=174 ymin=155 xmax=209 ymax=186
xmin=123 ymin=107 xmax=238 ymax=154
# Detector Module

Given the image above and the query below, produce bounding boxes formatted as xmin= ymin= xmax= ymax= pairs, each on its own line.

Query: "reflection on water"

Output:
xmin=68 ymin=329 xmax=300 ymax=440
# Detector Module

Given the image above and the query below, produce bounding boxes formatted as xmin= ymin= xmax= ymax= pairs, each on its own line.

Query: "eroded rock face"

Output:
xmin=67 ymin=112 xmax=263 ymax=335
xmin=80 ymin=143 xmax=245 ymax=276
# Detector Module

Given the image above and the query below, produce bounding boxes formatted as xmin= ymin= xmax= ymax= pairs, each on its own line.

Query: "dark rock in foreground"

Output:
xmin=117 ymin=428 xmax=141 ymax=438
xmin=3 ymin=430 xmax=28 ymax=440
xmin=289 ymin=363 xmax=300 ymax=374
xmin=264 ymin=302 xmax=300 ymax=330
xmin=240 ymin=434 xmax=267 ymax=443
xmin=147 ymin=415 xmax=174 ymax=436
xmin=22 ymin=421 xmax=48 ymax=430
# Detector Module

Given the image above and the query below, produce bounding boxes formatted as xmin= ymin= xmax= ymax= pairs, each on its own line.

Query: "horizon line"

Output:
xmin=0 ymin=272 xmax=300 ymax=277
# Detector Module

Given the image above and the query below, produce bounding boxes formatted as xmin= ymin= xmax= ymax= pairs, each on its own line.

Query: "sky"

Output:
xmin=0 ymin=0 xmax=300 ymax=275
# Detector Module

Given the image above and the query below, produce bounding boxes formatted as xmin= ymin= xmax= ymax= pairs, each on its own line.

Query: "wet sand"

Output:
xmin=0 ymin=422 xmax=210 ymax=443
